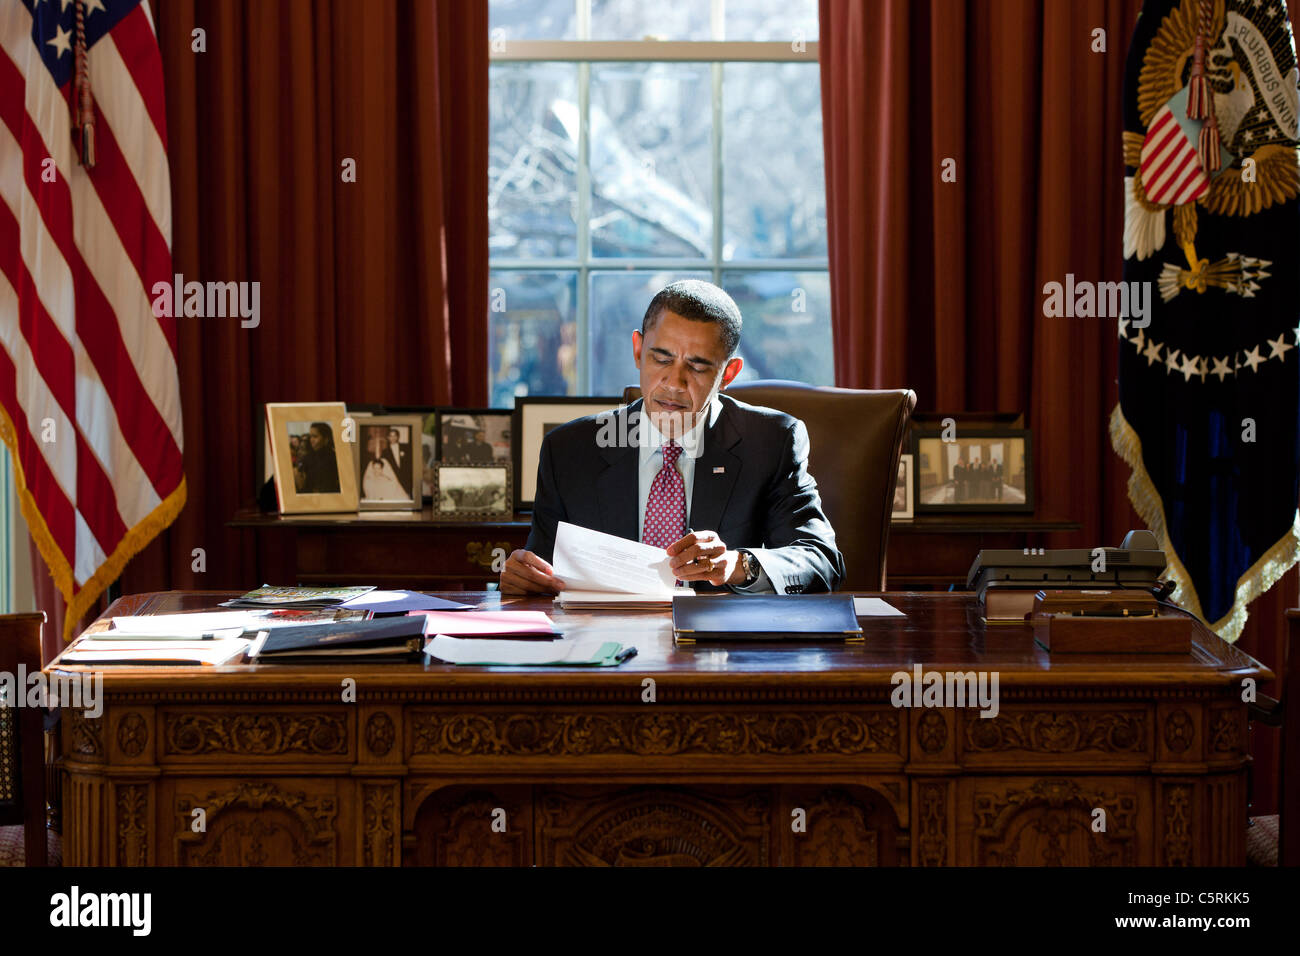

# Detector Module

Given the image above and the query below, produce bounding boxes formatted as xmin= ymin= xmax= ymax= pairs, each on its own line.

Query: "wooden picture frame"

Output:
xmin=431 ymin=462 xmax=513 ymax=521
xmin=913 ymin=429 xmax=1034 ymax=513
xmin=892 ymin=453 xmax=914 ymax=520
xmin=384 ymin=406 xmax=439 ymax=500
xmin=355 ymin=415 xmax=424 ymax=511
xmin=513 ymin=396 xmax=620 ymax=510
xmin=266 ymin=402 xmax=359 ymax=514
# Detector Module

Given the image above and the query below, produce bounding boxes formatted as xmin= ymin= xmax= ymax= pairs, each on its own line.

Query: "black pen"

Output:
xmin=615 ymin=646 xmax=638 ymax=663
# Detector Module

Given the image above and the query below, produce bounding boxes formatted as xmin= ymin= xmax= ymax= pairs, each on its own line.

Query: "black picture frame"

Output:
xmin=434 ymin=407 xmax=513 ymax=465
xmin=431 ymin=462 xmax=513 ymax=522
xmin=913 ymin=428 xmax=1034 ymax=513
xmin=513 ymin=396 xmax=621 ymax=510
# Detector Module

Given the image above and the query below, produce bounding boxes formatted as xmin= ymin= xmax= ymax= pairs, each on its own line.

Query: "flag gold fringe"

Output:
xmin=1109 ymin=401 xmax=1300 ymax=643
xmin=0 ymin=400 xmax=186 ymax=643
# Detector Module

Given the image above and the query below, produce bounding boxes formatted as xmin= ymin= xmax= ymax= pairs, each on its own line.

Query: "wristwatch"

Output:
xmin=737 ymin=549 xmax=760 ymax=587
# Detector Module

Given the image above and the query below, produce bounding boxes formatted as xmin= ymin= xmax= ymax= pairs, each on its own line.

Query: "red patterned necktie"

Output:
xmin=643 ymin=440 xmax=685 ymax=550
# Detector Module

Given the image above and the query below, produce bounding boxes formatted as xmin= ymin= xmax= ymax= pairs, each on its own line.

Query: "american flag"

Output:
xmin=1140 ymin=102 xmax=1210 ymax=206
xmin=1 ymin=0 xmax=184 ymax=640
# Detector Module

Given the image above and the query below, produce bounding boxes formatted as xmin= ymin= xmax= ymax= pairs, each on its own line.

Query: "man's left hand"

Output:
xmin=667 ymin=531 xmax=744 ymax=586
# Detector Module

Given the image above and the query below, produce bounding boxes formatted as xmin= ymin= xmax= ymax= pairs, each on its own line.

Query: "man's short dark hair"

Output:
xmin=641 ymin=280 xmax=742 ymax=357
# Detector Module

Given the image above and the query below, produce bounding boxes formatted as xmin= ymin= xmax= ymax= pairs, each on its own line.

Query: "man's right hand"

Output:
xmin=500 ymin=549 xmax=565 ymax=595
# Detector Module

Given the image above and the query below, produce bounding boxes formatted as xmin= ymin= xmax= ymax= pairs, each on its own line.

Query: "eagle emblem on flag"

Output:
xmin=1113 ymin=0 xmax=1300 ymax=640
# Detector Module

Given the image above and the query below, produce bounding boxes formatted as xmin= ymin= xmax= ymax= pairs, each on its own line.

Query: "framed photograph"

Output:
xmin=437 ymin=408 xmax=512 ymax=464
xmin=355 ymin=415 xmax=424 ymax=511
xmin=385 ymin=406 xmax=439 ymax=499
xmin=513 ymin=396 xmax=620 ymax=510
xmin=892 ymin=453 xmax=914 ymax=520
xmin=914 ymin=429 xmax=1034 ymax=513
xmin=266 ymin=402 xmax=359 ymax=515
xmin=431 ymin=462 xmax=513 ymax=521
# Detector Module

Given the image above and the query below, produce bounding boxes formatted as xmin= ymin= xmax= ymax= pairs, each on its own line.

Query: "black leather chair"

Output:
xmin=623 ymin=381 xmax=917 ymax=590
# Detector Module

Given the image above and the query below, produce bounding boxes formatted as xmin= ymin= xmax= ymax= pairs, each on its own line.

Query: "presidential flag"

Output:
xmin=1113 ymin=0 xmax=1300 ymax=641
xmin=1 ymin=0 xmax=184 ymax=640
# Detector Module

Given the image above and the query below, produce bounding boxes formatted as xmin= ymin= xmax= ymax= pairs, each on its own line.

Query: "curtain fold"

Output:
xmin=32 ymin=0 xmax=488 ymax=661
xmin=818 ymin=0 xmax=1298 ymax=815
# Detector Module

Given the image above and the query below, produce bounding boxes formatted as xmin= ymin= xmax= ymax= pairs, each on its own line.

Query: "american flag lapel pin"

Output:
xmin=713 ymin=466 xmax=725 ymax=474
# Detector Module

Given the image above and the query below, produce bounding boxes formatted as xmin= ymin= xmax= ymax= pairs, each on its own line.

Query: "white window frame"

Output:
xmin=489 ymin=1 xmax=826 ymax=394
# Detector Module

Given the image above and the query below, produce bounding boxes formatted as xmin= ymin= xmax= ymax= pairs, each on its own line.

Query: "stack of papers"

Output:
xmin=60 ymin=635 xmax=252 ymax=666
xmin=427 ymin=635 xmax=624 ymax=666
xmin=408 ymin=610 xmax=559 ymax=637
xmin=551 ymin=522 xmax=694 ymax=609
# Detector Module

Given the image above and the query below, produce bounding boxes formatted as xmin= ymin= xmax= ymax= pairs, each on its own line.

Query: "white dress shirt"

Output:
xmin=636 ymin=396 xmax=774 ymax=593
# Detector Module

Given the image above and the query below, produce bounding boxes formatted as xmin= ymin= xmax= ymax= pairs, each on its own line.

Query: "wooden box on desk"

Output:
xmin=1030 ymin=589 xmax=1193 ymax=654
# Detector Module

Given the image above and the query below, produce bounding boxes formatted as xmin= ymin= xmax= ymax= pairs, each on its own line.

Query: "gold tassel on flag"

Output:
xmin=73 ymin=0 xmax=95 ymax=168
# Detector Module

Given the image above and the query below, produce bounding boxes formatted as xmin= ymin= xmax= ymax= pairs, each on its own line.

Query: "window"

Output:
xmin=488 ymin=0 xmax=829 ymax=405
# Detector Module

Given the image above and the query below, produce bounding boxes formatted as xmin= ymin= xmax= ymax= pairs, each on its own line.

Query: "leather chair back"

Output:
xmin=623 ymin=381 xmax=916 ymax=589
xmin=0 ymin=612 xmax=48 ymax=865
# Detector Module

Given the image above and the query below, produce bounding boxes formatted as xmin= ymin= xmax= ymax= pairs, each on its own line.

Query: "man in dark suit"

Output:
xmin=501 ymin=280 xmax=844 ymax=595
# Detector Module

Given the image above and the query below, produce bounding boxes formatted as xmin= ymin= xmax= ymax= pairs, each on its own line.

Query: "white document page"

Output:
xmin=552 ymin=521 xmax=677 ymax=594
xmin=854 ymin=597 xmax=906 ymax=617
xmin=427 ymin=635 xmax=609 ymax=665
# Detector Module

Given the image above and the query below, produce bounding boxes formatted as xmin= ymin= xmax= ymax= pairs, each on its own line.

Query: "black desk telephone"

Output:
xmin=967 ymin=529 xmax=1169 ymax=598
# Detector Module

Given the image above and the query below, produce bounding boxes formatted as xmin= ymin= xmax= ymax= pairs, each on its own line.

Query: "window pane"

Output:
xmin=590 ymin=63 xmax=712 ymax=259
xmin=489 ymin=0 xmax=578 ymax=40
xmin=723 ymin=271 xmax=832 ymax=384
xmin=590 ymin=0 xmax=711 ymax=40
xmin=723 ymin=63 xmax=826 ymax=260
xmin=490 ymin=63 xmax=579 ymax=259
xmin=489 ymin=271 xmax=579 ymax=404
xmin=724 ymin=0 xmax=818 ymax=41
xmin=589 ymin=270 xmax=711 ymax=396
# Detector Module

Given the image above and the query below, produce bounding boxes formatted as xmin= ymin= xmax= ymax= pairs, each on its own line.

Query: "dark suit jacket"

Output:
xmin=382 ymin=444 xmax=413 ymax=497
xmin=525 ymin=395 xmax=844 ymax=593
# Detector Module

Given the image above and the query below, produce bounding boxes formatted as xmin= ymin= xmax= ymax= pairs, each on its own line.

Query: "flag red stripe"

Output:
xmin=57 ymin=80 xmax=178 ymax=359
xmin=1143 ymin=134 xmax=1194 ymax=193
xmin=1139 ymin=114 xmax=1180 ymax=171
xmin=76 ymin=429 xmax=130 ymax=563
xmin=0 ymin=344 xmax=77 ymax=562
xmin=106 ymin=5 xmax=170 ymax=152
xmin=9 ymin=103 xmax=184 ymax=497
xmin=1153 ymin=156 xmax=1200 ymax=203
xmin=0 ymin=203 xmax=78 ymax=432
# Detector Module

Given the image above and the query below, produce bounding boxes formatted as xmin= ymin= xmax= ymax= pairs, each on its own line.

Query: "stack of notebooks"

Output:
xmin=249 ymin=616 xmax=430 ymax=663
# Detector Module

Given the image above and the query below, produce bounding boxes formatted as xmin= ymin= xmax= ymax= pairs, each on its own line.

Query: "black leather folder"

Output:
xmin=671 ymin=594 xmax=864 ymax=643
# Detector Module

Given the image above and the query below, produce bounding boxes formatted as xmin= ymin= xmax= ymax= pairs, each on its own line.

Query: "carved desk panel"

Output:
xmin=51 ymin=591 xmax=1267 ymax=867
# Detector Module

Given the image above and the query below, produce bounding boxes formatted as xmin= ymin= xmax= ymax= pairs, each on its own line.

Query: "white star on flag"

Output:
xmin=1211 ymin=356 xmax=1232 ymax=381
xmin=1144 ymin=338 xmax=1163 ymax=366
xmin=1242 ymin=345 xmax=1265 ymax=372
xmin=1268 ymin=335 xmax=1294 ymax=361
xmin=1165 ymin=347 xmax=1183 ymax=374
xmin=46 ymin=24 xmax=72 ymax=58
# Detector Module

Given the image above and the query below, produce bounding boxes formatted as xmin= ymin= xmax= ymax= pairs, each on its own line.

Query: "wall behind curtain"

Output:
xmin=819 ymin=0 xmax=1300 ymax=814
xmin=31 ymin=0 xmax=488 ymax=656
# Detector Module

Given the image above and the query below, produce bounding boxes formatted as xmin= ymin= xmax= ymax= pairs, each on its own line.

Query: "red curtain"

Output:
xmin=818 ymin=0 xmax=1299 ymax=814
xmin=31 ymin=0 xmax=488 ymax=659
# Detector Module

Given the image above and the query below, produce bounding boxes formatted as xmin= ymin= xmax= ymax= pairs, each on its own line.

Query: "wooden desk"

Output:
xmin=51 ymin=591 xmax=1266 ymax=866
xmin=229 ymin=509 xmax=1080 ymax=590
